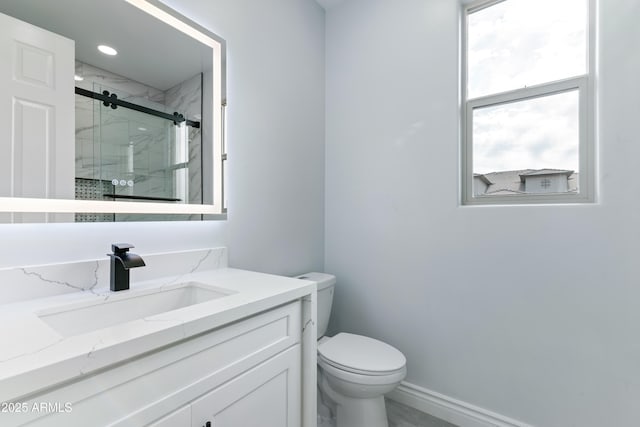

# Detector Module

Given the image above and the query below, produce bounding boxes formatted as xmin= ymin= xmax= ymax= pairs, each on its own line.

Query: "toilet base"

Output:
xmin=319 ymin=368 xmax=391 ymax=427
xmin=335 ymin=395 xmax=388 ymax=427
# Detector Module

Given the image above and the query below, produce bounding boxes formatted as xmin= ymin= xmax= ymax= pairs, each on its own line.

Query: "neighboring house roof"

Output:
xmin=518 ymin=169 xmax=574 ymax=183
xmin=473 ymin=173 xmax=493 ymax=185
xmin=475 ymin=169 xmax=579 ymax=195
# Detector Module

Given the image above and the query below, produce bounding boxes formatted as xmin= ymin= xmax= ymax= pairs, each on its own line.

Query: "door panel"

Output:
xmin=191 ymin=345 xmax=301 ymax=427
xmin=0 ymin=12 xmax=74 ymax=222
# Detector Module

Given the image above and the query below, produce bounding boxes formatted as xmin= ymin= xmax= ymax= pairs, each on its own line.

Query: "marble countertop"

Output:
xmin=0 ymin=267 xmax=316 ymax=403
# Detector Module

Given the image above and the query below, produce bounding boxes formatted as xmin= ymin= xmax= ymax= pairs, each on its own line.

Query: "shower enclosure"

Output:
xmin=75 ymin=77 xmax=203 ymax=222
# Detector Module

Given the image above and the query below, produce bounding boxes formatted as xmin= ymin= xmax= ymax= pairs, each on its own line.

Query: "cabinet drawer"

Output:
xmin=3 ymin=301 xmax=301 ymax=427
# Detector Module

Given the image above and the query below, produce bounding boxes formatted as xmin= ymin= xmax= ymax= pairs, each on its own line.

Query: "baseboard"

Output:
xmin=387 ymin=381 xmax=534 ymax=427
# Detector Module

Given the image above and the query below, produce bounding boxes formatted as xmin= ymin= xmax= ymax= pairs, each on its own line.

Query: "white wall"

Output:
xmin=0 ymin=0 xmax=325 ymax=277
xmin=163 ymin=0 xmax=326 ymax=276
xmin=325 ymin=0 xmax=640 ymax=426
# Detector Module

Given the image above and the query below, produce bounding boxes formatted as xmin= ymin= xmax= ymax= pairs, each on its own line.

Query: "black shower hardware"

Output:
xmin=75 ymin=87 xmax=201 ymax=128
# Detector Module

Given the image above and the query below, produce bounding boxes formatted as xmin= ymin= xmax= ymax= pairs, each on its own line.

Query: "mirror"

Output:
xmin=0 ymin=0 xmax=225 ymax=222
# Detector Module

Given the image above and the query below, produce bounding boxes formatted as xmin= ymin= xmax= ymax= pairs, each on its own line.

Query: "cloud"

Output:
xmin=472 ymin=90 xmax=579 ymax=173
xmin=468 ymin=0 xmax=586 ymax=97
xmin=467 ymin=0 xmax=587 ymax=174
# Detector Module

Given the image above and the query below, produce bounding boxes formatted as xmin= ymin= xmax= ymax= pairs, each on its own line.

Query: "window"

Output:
xmin=462 ymin=0 xmax=595 ymax=205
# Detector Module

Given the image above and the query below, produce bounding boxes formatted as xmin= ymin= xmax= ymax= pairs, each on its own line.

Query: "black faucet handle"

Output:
xmin=112 ymin=243 xmax=135 ymax=254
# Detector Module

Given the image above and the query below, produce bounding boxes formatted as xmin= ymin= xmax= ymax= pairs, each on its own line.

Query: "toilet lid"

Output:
xmin=318 ymin=333 xmax=406 ymax=375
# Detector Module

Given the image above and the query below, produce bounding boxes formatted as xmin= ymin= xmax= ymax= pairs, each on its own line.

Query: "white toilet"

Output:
xmin=298 ymin=272 xmax=407 ymax=427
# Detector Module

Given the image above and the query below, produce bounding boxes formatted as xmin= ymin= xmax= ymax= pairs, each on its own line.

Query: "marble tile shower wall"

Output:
xmin=0 ymin=248 xmax=227 ymax=306
xmin=74 ymin=61 xmax=202 ymax=220
xmin=165 ymin=73 xmax=203 ymax=207
xmin=75 ymin=61 xmax=166 ymax=181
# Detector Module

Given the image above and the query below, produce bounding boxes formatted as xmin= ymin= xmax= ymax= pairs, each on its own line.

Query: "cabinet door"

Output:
xmin=191 ymin=345 xmax=300 ymax=427
xmin=148 ymin=405 xmax=190 ymax=427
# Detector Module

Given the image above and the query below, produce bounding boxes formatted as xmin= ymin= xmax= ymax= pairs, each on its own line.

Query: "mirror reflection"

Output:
xmin=0 ymin=0 xmax=222 ymax=222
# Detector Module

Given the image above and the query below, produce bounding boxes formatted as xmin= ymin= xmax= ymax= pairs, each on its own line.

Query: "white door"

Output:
xmin=191 ymin=346 xmax=301 ymax=427
xmin=0 ymin=12 xmax=75 ymax=223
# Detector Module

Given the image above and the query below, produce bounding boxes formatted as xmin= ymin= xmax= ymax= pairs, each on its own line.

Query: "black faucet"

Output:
xmin=108 ymin=243 xmax=146 ymax=292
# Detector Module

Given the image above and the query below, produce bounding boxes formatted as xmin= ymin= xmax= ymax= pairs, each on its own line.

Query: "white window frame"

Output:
xmin=461 ymin=0 xmax=596 ymax=205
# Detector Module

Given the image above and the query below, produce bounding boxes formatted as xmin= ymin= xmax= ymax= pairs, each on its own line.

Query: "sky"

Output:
xmin=468 ymin=0 xmax=587 ymax=174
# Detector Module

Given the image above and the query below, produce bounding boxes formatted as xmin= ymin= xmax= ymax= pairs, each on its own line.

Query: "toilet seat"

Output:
xmin=319 ymin=355 xmax=407 ymax=388
xmin=318 ymin=333 xmax=406 ymax=376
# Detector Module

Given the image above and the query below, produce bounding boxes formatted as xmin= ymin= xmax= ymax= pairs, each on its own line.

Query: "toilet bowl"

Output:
xmin=318 ymin=333 xmax=406 ymax=427
xmin=296 ymin=272 xmax=406 ymax=427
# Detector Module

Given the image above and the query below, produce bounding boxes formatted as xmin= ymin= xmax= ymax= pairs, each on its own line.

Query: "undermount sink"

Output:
xmin=37 ymin=282 xmax=232 ymax=337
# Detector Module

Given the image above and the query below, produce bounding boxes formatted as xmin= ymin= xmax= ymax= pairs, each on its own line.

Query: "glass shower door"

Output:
xmin=92 ymin=84 xmax=189 ymax=204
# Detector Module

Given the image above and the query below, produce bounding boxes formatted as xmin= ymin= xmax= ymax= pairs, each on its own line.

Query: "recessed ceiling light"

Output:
xmin=74 ymin=75 xmax=84 ymax=81
xmin=138 ymin=127 xmax=147 ymax=131
xmin=97 ymin=44 xmax=118 ymax=56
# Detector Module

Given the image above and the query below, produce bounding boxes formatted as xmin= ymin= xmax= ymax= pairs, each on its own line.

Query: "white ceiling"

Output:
xmin=315 ymin=0 xmax=346 ymax=11
xmin=0 ymin=0 xmax=212 ymax=91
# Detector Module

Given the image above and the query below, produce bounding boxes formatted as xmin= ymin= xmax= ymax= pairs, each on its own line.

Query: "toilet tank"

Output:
xmin=296 ymin=272 xmax=336 ymax=338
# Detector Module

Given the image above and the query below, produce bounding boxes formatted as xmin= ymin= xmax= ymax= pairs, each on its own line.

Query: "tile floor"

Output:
xmin=387 ymin=399 xmax=458 ymax=427
xmin=318 ymin=397 xmax=459 ymax=427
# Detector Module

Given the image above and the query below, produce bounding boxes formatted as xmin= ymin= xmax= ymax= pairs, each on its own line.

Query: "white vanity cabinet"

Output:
xmin=150 ymin=345 xmax=300 ymax=427
xmin=5 ymin=301 xmax=302 ymax=427
xmin=148 ymin=405 xmax=190 ymax=427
